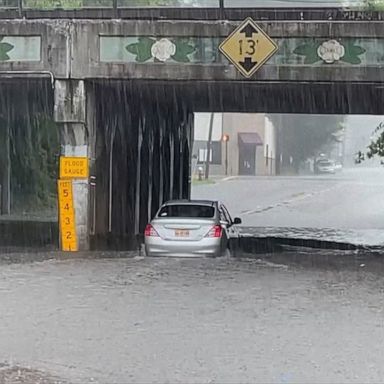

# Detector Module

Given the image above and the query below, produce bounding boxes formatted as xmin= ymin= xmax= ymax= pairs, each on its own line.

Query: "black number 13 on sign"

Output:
xmin=239 ymin=39 xmax=256 ymax=56
xmin=219 ymin=17 xmax=279 ymax=78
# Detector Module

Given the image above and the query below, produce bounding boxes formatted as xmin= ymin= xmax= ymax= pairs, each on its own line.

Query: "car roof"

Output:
xmin=162 ymin=199 xmax=218 ymax=207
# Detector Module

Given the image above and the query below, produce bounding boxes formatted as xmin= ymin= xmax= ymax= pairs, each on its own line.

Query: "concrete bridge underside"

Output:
xmin=89 ymin=80 xmax=384 ymax=249
xmin=1 ymin=78 xmax=384 ymax=249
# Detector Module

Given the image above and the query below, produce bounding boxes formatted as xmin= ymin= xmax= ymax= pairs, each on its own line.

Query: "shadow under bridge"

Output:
xmin=90 ymin=80 xmax=384 ymax=250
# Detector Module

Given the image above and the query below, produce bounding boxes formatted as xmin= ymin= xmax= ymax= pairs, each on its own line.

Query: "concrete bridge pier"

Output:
xmin=52 ymin=80 xmax=195 ymax=251
xmin=90 ymin=82 xmax=193 ymax=250
xmin=54 ymin=79 xmax=90 ymax=250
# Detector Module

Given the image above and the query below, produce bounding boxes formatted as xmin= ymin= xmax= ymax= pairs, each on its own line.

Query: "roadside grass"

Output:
xmin=191 ymin=178 xmax=216 ymax=185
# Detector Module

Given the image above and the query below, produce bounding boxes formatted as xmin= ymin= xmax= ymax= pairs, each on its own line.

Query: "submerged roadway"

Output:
xmin=192 ymin=167 xmax=384 ymax=246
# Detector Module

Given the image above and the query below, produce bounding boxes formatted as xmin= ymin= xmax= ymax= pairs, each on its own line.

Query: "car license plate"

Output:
xmin=175 ymin=229 xmax=189 ymax=237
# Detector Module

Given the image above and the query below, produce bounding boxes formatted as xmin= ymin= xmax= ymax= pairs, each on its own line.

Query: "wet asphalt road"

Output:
xmin=1 ymin=253 xmax=384 ymax=384
xmin=192 ymin=167 xmax=384 ymax=245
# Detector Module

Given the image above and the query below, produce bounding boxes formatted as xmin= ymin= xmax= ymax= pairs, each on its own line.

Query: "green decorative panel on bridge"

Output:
xmin=100 ymin=36 xmax=384 ymax=67
xmin=271 ymin=38 xmax=367 ymax=65
xmin=273 ymin=38 xmax=384 ymax=66
xmin=100 ymin=36 xmax=221 ymax=64
xmin=0 ymin=36 xmax=41 ymax=62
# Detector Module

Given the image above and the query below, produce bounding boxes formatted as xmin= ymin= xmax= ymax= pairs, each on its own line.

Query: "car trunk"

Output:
xmin=152 ymin=218 xmax=216 ymax=241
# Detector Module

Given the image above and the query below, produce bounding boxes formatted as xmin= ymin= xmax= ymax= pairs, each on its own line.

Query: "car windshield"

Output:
xmin=158 ymin=204 xmax=215 ymax=218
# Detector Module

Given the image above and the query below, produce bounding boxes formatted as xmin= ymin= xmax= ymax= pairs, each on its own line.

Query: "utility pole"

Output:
xmin=275 ymin=114 xmax=283 ymax=176
xmin=205 ymin=112 xmax=214 ymax=180
xmin=222 ymin=134 xmax=229 ymax=176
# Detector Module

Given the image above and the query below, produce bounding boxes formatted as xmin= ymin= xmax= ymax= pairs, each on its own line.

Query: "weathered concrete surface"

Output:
xmin=54 ymin=80 xmax=86 ymax=124
xmin=1 ymin=7 xmax=383 ymax=22
xmin=55 ymin=80 xmax=89 ymax=250
xmin=69 ymin=19 xmax=384 ymax=81
xmin=1 ymin=255 xmax=384 ymax=383
xmin=0 ymin=19 xmax=69 ymax=78
xmin=1 ymin=18 xmax=384 ymax=81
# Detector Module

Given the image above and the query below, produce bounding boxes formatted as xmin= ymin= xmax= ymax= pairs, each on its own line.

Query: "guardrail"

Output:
xmin=0 ymin=0 xmax=366 ymax=11
xmin=1 ymin=0 xmax=221 ymax=9
xmin=0 ymin=0 xmax=376 ymax=20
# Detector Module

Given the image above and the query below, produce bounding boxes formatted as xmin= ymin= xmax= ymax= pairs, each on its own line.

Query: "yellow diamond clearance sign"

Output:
xmin=219 ymin=18 xmax=278 ymax=78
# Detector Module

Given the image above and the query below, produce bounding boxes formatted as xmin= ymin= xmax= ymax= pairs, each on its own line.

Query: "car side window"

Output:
xmin=222 ymin=205 xmax=233 ymax=224
xmin=218 ymin=206 xmax=227 ymax=223
xmin=219 ymin=205 xmax=231 ymax=224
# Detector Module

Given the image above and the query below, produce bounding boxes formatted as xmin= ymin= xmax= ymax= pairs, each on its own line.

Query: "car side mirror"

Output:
xmin=233 ymin=217 xmax=242 ymax=225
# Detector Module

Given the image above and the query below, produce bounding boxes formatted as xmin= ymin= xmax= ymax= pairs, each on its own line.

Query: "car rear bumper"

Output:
xmin=145 ymin=237 xmax=223 ymax=257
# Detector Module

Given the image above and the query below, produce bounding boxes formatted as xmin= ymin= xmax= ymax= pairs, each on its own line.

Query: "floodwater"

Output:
xmin=1 ymin=254 xmax=384 ymax=383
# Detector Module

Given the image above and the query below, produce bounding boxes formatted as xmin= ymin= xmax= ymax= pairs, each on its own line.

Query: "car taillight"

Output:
xmin=144 ymin=224 xmax=159 ymax=237
xmin=205 ymin=225 xmax=222 ymax=238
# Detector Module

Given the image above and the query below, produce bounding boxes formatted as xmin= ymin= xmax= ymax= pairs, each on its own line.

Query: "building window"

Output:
xmin=197 ymin=141 xmax=222 ymax=165
xmin=198 ymin=148 xmax=212 ymax=163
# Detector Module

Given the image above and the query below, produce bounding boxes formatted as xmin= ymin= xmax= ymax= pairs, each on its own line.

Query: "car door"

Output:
xmin=219 ymin=204 xmax=232 ymax=238
xmin=221 ymin=204 xmax=241 ymax=256
xmin=218 ymin=204 xmax=231 ymax=250
xmin=222 ymin=204 xmax=239 ymax=239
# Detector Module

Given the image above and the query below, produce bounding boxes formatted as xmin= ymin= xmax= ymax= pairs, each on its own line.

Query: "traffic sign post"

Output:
xmin=219 ymin=18 xmax=278 ymax=78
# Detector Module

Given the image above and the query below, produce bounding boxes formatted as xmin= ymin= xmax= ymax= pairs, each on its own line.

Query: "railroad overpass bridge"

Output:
xmin=1 ymin=4 xmax=384 ymax=250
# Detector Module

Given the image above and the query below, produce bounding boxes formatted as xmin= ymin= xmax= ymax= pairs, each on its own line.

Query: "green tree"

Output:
xmin=268 ymin=115 xmax=345 ymax=174
xmin=363 ymin=0 xmax=384 ymax=9
xmin=356 ymin=121 xmax=384 ymax=163
xmin=344 ymin=0 xmax=384 ymax=10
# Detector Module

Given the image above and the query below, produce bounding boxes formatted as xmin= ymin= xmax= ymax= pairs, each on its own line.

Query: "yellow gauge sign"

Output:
xmin=219 ymin=18 xmax=278 ymax=78
xmin=58 ymin=180 xmax=78 ymax=252
xmin=60 ymin=156 xmax=89 ymax=179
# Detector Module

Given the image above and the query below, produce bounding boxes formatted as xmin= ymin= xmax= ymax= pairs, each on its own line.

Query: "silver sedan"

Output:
xmin=144 ymin=200 xmax=242 ymax=257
